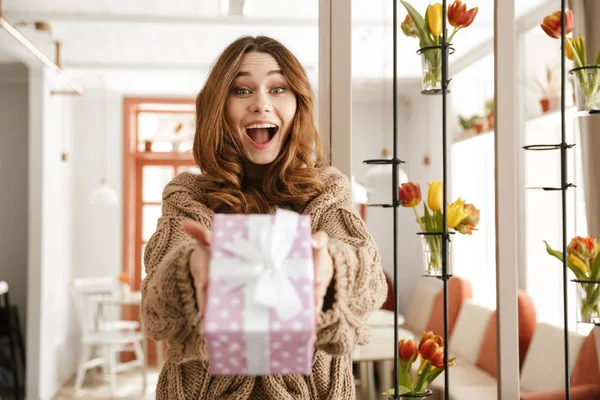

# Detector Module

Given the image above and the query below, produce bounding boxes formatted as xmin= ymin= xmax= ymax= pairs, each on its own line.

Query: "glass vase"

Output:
xmin=420 ymin=235 xmax=451 ymax=277
xmin=570 ymin=66 xmax=600 ymax=112
xmin=387 ymin=389 xmax=433 ymax=399
xmin=417 ymin=46 xmax=452 ymax=95
xmin=573 ymin=279 xmax=600 ymax=324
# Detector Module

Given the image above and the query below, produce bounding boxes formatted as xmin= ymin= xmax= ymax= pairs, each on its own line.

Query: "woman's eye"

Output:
xmin=271 ymin=87 xmax=286 ymax=94
xmin=234 ymin=87 xmax=251 ymax=95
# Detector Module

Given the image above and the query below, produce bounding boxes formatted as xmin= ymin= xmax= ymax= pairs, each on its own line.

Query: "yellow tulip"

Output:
xmin=568 ymin=254 xmax=588 ymax=276
xmin=566 ymin=37 xmax=584 ymax=61
xmin=427 ymin=3 xmax=443 ymax=37
xmin=427 ymin=180 xmax=443 ymax=212
xmin=446 ymin=198 xmax=471 ymax=229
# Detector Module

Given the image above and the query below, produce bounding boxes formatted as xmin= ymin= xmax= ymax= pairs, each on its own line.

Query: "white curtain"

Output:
xmin=570 ymin=0 xmax=600 ymax=237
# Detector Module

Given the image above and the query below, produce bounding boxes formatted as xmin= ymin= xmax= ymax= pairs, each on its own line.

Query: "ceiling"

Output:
xmin=1 ymin=0 xmax=553 ymax=96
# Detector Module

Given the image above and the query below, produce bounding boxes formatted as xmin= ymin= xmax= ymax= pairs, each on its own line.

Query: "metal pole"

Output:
xmin=560 ymin=0 xmax=571 ymax=399
xmin=392 ymin=0 xmax=399 ymax=397
xmin=441 ymin=0 xmax=450 ymax=398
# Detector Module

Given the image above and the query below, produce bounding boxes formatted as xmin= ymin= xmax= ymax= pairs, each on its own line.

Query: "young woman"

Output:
xmin=142 ymin=35 xmax=386 ymax=399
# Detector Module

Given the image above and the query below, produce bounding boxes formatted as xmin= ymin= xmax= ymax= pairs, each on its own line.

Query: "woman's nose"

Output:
xmin=249 ymin=92 xmax=273 ymax=113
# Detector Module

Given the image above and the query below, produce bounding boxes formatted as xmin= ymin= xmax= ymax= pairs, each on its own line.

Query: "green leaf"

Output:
xmin=414 ymin=362 xmax=432 ymax=393
xmin=399 ymin=0 xmax=433 ymax=47
xmin=544 ymin=240 xmax=565 ymax=262
xmin=591 ymin=252 xmax=600 ymax=280
xmin=382 ymin=385 xmax=412 ymax=396
xmin=594 ymin=50 xmax=600 ymax=66
xmin=543 ymin=241 xmax=588 ymax=280
xmin=424 ymin=203 xmax=434 ymax=233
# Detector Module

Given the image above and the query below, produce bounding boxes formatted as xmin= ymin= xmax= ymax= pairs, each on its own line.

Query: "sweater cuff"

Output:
xmin=142 ymin=241 xmax=208 ymax=360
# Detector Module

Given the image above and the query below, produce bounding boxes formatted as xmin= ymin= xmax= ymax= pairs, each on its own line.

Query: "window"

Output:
xmin=123 ymin=98 xmax=198 ymax=291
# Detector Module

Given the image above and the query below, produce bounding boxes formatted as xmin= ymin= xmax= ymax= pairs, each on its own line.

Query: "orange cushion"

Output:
xmin=475 ymin=290 xmax=537 ymax=377
xmin=380 ymin=273 xmax=395 ymax=312
xmin=476 ymin=311 xmax=497 ymax=377
xmin=571 ymin=329 xmax=600 ymax=387
xmin=425 ymin=276 xmax=472 ymax=340
xmin=520 ymin=384 xmax=600 ymax=400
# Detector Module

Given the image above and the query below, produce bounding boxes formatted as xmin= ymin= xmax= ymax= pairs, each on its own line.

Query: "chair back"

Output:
xmin=520 ymin=322 xmax=586 ymax=393
xmin=404 ymin=282 xmax=439 ymax=334
xmin=449 ymin=300 xmax=494 ymax=364
xmin=425 ymin=276 xmax=473 ymax=340
xmin=70 ymin=277 xmax=119 ymax=335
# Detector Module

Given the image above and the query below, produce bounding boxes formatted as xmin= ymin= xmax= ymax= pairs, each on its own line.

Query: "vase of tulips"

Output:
xmin=400 ymin=0 xmax=478 ymax=94
xmin=545 ymin=236 xmax=600 ymax=324
xmin=541 ymin=10 xmax=600 ymax=112
xmin=382 ymin=331 xmax=455 ymax=398
xmin=399 ymin=180 xmax=480 ymax=276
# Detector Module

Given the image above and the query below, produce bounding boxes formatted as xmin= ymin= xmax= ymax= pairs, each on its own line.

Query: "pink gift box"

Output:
xmin=204 ymin=210 xmax=316 ymax=376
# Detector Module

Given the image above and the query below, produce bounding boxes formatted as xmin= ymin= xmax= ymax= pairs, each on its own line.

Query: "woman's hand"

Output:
xmin=182 ymin=221 xmax=212 ymax=320
xmin=312 ymin=231 xmax=334 ymax=314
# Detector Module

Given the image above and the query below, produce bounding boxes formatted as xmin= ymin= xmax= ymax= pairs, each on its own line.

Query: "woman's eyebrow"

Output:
xmin=235 ymin=69 xmax=283 ymax=77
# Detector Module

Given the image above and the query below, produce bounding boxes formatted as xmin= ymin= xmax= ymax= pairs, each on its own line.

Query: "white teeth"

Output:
xmin=245 ymin=123 xmax=277 ymax=130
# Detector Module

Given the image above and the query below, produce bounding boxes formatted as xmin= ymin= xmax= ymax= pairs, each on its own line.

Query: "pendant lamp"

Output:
xmin=89 ymin=88 xmax=118 ymax=205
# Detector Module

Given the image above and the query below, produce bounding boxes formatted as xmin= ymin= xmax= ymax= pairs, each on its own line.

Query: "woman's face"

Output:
xmin=225 ymin=52 xmax=297 ymax=165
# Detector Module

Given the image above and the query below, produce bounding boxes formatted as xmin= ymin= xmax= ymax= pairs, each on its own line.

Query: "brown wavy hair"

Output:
xmin=193 ymin=35 xmax=325 ymax=214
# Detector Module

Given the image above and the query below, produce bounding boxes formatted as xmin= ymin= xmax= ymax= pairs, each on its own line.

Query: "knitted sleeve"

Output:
xmin=141 ymin=173 xmax=214 ymax=363
xmin=305 ymin=167 xmax=387 ymax=356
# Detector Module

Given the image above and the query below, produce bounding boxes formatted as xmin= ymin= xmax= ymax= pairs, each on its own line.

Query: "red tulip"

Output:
xmin=419 ymin=339 xmax=440 ymax=361
xmin=541 ymin=10 xmax=574 ymax=39
xmin=430 ymin=346 xmax=445 ymax=368
xmin=419 ymin=331 xmax=444 ymax=349
xmin=448 ymin=0 xmax=478 ymax=28
xmin=455 ymin=203 xmax=480 ymax=235
xmin=401 ymin=14 xmax=418 ymax=38
xmin=399 ymin=182 xmax=422 ymax=208
xmin=398 ymin=338 xmax=418 ymax=363
xmin=568 ymin=236 xmax=597 ymax=258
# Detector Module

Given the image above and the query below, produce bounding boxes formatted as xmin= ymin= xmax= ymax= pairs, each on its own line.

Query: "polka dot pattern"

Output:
xmin=204 ymin=214 xmax=315 ymax=376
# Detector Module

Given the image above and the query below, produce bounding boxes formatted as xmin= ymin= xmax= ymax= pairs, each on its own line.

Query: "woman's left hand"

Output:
xmin=312 ymin=231 xmax=334 ymax=314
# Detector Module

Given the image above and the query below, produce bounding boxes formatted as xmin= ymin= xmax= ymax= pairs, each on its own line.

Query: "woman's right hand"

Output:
xmin=182 ymin=221 xmax=212 ymax=320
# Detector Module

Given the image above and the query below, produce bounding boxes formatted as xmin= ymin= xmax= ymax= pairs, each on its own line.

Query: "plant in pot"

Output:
xmin=544 ymin=236 xmax=600 ymax=324
xmin=398 ymin=181 xmax=480 ymax=276
xmin=532 ymin=65 xmax=562 ymax=113
xmin=382 ymin=331 xmax=456 ymax=398
xmin=541 ymin=10 xmax=600 ymax=112
xmin=484 ymin=98 xmax=494 ymax=130
xmin=458 ymin=114 xmax=478 ymax=137
xmin=399 ymin=0 xmax=478 ymax=94
xmin=144 ymin=140 xmax=153 ymax=152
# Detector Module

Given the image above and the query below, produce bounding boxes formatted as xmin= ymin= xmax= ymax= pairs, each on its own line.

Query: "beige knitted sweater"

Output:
xmin=141 ymin=166 xmax=387 ymax=400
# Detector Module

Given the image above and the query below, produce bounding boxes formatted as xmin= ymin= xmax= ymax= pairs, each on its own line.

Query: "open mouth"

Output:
xmin=244 ymin=123 xmax=279 ymax=148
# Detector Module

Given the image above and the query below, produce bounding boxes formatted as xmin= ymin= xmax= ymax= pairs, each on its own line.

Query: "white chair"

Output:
xmin=70 ymin=277 xmax=146 ymax=397
xmin=520 ymin=322 xmax=586 ymax=394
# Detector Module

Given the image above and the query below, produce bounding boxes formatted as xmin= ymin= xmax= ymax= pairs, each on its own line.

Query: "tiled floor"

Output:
xmin=52 ymin=367 xmax=159 ymax=400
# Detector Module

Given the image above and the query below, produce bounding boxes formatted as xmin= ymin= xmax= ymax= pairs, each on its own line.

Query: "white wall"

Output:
xmin=352 ymin=79 xmax=443 ymax=315
xmin=26 ymin=67 xmax=77 ymax=400
xmin=0 ymin=63 xmax=29 ymax=336
xmin=71 ymin=89 xmax=123 ymax=282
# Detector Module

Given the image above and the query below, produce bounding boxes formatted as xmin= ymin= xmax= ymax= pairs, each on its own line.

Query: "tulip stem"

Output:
xmin=412 ymin=206 xmax=427 ymax=232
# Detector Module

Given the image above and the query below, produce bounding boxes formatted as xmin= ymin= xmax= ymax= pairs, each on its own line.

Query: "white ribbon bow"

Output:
xmin=218 ymin=209 xmax=305 ymax=320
